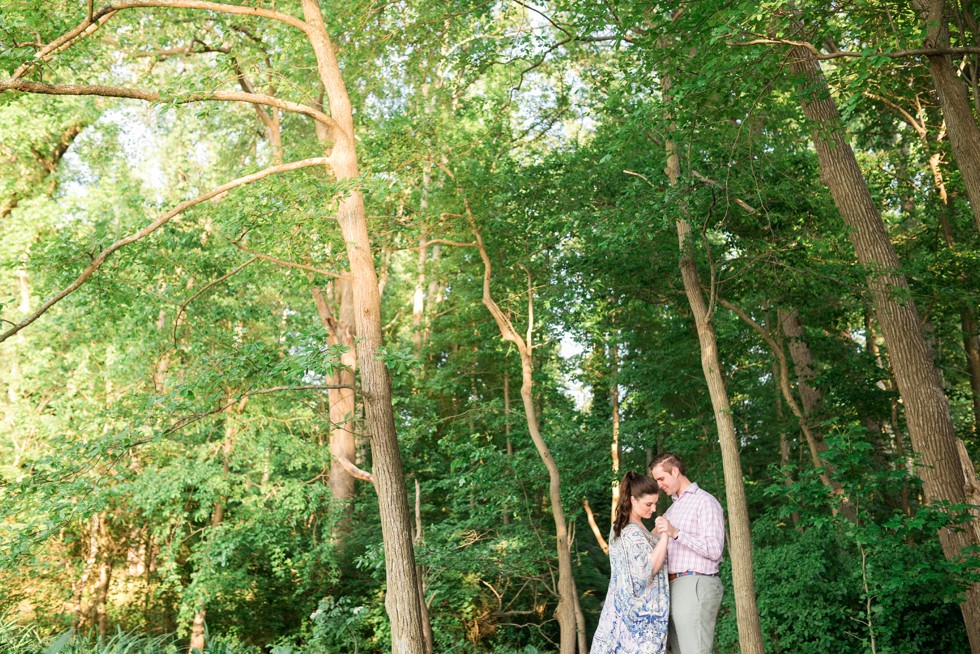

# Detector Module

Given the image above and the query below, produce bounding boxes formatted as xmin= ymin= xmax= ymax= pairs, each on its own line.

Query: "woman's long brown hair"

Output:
xmin=613 ymin=471 xmax=659 ymax=538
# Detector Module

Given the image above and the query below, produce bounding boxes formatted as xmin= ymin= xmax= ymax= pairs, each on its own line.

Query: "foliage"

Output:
xmin=1 ymin=0 xmax=978 ymax=651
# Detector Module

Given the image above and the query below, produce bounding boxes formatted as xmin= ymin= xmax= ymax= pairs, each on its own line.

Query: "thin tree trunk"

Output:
xmin=503 ymin=369 xmax=513 ymax=526
xmin=72 ymin=513 xmax=102 ymax=630
xmin=413 ymin=480 xmax=434 ymax=654
xmin=788 ymin=42 xmax=980 ymax=650
xmin=311 ymin=280 xmax=358 ymax=533
xmin=189 ymin=395 xmax=241 ymax=653
xmin=188 ymin=608 xmax=206 ymax=653
xmin=300 ymin=3 xmax=427 ymax=651
xmin=655 ymin=81 xmax=764 ymax=646
xmin=471 ymin=220 xmax=578 ymax=654
xmin=773 ymin=361 xmax=800 ymax=528
xmin=609 ymin=334 xmax=622 ymax=531
xmin=673 ymin=214 xmax=765 ymax=654
xmin=914 ymin=0 xmax=980 ymax=233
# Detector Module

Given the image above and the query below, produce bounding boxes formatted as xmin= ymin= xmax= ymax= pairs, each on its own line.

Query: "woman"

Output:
xmin=591 ymin=472 xmax=670 ymax=654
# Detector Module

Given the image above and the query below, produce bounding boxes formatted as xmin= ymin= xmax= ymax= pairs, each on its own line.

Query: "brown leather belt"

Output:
xmin=668 ymin=571 xmax=719 ymax=581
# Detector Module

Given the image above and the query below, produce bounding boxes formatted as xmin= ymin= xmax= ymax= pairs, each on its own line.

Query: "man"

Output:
xmin=650 ymin=452 xmax=724 ymax=654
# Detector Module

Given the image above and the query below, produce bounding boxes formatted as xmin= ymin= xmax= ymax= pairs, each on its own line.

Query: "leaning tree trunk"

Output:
xmin=913 ymin=0 xmax=980 ymax=233
xmin=788 ymin=43 xmax=980 ymax=651
xmin=300 ymin=2 xmax=427 ymax=651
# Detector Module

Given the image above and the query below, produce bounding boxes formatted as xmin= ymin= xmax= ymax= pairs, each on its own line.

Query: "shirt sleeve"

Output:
xmin=676 ymin=496 xmax=724 ymax=562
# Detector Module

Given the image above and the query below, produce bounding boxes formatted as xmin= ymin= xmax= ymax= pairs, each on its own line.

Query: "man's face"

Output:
xmin=651 ymin=464 xmax=677 ymax=496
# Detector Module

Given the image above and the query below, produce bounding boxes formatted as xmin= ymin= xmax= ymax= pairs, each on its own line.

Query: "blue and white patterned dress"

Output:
xmin=591 ymin=523 xmax=669 ymax=654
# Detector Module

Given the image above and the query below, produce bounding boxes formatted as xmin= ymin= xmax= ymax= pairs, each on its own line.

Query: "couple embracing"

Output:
xmin=591 ymin=453 xmax=725 ymax=654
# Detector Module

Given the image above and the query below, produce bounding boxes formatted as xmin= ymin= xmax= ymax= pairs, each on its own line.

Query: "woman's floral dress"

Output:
xmin=590 ymin=523 xmax=669 ymax=654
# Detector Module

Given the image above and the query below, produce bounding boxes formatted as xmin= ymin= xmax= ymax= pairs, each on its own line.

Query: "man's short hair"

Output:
xmin=649 ymin=452 xmax=685 ymax=476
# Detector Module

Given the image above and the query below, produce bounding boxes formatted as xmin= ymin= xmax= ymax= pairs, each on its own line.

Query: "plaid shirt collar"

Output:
xmin=671 ymin=481 xmax=700 ymax=502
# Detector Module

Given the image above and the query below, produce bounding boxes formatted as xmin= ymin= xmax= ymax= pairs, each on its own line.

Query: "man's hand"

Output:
xmin=655 ymin=516 xmax=678 ymax=539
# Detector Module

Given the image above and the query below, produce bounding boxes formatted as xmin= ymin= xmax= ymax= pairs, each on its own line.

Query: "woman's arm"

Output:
xmin=649 ymin=533 xmax=668 ymax=575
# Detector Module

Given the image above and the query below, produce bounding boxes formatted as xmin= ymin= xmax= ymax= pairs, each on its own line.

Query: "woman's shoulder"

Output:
xmin=621 ymin=522 xmax=655 ymax=543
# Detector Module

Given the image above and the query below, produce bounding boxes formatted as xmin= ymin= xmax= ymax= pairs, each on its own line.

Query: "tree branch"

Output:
xmin=173 ymin=256 xmax=258 ymax=343
xmin=582 ymin=498 xmax=609 ymax=555
xmin=13 ymin=0 xmax=311 ymax=80
xmin=0 ymin=157 xmax=329 ymax=345
xmin=689 ymin=170 xmax=758 ymax=214
xmin=336 ymin=454 xmax=374 ymax=484
xmin=732 ymin=37 xmax=980 ymax=61
xmin=0 ymin=79 xmax=342 ymax=140
xmin=224 ymin=237 xmax=347 ymax=279
xmin=466 ymin=200 xmax=525 ymax=350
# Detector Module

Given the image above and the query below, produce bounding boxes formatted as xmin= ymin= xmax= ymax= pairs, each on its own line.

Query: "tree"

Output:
xmin=781 ymin=37 xmax=980 ymax=650
xmin=0 ymin=1 xmax=428 ymax=650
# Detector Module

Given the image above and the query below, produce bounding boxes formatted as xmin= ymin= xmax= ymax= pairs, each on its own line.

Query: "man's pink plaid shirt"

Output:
xmin=663 ymin=482 xmax=725 ymax=575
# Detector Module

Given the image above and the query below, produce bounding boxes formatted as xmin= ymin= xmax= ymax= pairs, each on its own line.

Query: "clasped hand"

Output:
xmin=653 ymin=516 xmax=672 ymax=536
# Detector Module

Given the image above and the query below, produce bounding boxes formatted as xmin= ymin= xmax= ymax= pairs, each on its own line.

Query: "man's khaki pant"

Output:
xmin=667 ymin=575 xmax=723 ymax=654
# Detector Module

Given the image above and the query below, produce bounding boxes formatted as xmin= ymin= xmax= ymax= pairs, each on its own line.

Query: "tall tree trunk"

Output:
xmin=914 ymin=0 xmax=980 ymax=233
xmin=311 ymin=279 xmax=358 ymax=533
xmin=962 ymin=308 xmax=980 ymax=434
xmin=774 ymin=308 xmax=856 ymax=520
xmin=609 ymin=334 xmax=622 ymax=531
xmin=471 ymin=223 xmax=578 ymax=654
xmin=300 ymin=2 xmax=427 ymax=651
xmin=672 ymin=213 xmax=765 ymax=654
xmin=787 ymin=43 xmax=980 ymax=650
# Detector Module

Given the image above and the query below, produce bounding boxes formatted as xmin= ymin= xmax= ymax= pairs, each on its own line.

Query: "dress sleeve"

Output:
xmin=614 ymin=527 xmax=670 ymax=630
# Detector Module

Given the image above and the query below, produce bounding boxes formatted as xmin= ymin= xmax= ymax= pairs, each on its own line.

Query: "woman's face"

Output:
xmin=630 ymin=493 xmax=659 ymax=520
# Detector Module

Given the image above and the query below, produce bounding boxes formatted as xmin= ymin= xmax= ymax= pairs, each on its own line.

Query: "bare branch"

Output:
xmin=418 ymin=238 xmax=478 ymax=249
xmin=0 ymin=157 xmax=329 ymax=345
xmin=336 ymin=454 xmax=374 ymax=484
xmin=466 ymin=200 xmax=525 ymax=350
xmin=582 ymin=498 xmax=609 ymax=555
xmin=863 ymin=92 xmax=926 ymax=138
xmin=173 ymin=256 xmax=258 ymax=341
xmin=161 ymin=383 xmax=352 ymax=436
xmin=623 ymin=169 xmax=663 ymax=191
xmin=689 ymin=170 xmax=758 ymax=214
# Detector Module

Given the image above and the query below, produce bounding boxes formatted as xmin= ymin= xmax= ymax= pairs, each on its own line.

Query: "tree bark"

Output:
xmin=300 ymin=2 xmax=427 ymax=651
xmin=312 ymin=280 xmax=358 ymax=533
xmin=788 ymin=43 xmax=980 ymax=650
xmin=962 ymin=308 xmax=980 ymax=434
xmin=914 ymin=0 xmax=980 ymax=233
